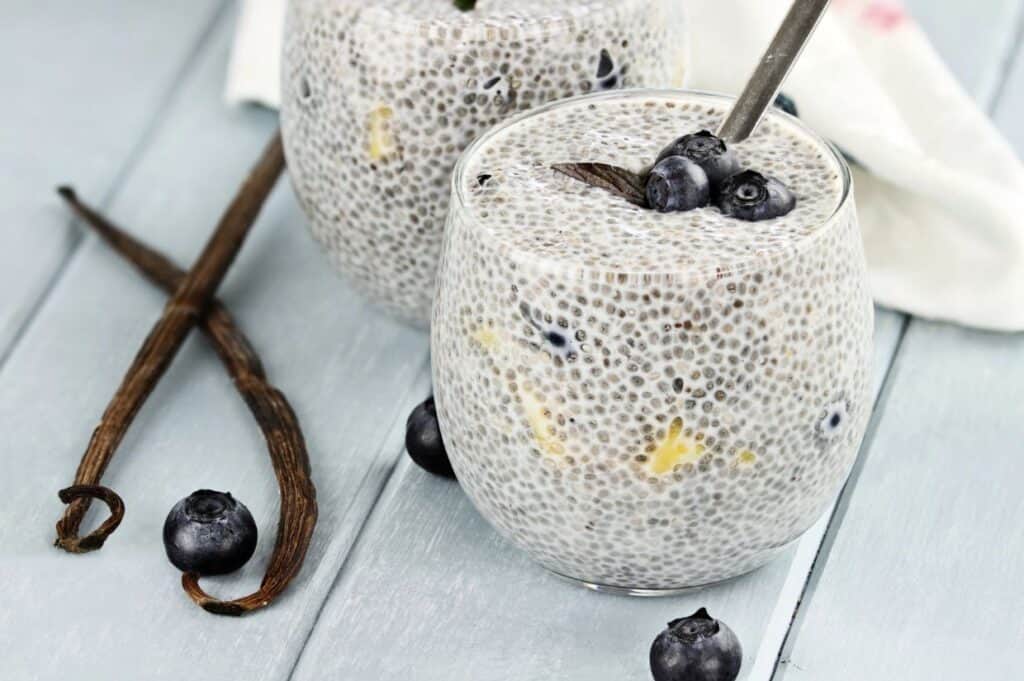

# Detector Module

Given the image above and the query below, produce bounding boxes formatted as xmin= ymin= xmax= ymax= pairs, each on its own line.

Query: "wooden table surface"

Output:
xmin=1 ymin=2 xmax=1022 ymax=679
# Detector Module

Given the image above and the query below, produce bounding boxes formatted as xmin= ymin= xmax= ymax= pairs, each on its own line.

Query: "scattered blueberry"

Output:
xmin=655 ymin=130 xmax=741 ymax=188
xmin=645 ymin=157 xmax=710 ymax=212
xmin=714 ymin=170 xmax=795 ymax=221
xmin=163 ymin=490 xmax=258 ymax=575
xmin=773 ymin=92 xmax=798 ymax=117
xmin=650 ymin=608 xmax=743 ymax=681
xmin=406 ymin=397 xmax=455 ymax=478
xmin=481 ymin=76 xmax=501 ymax=90
xmin=477 ymin=173 xmax=492 ymax=187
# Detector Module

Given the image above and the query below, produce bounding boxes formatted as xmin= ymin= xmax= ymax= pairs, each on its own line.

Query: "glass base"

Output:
xmin=540 ymin=541 xmax=793 ymax=596
xmin=544 ymin=567 xmax=745 ymax=597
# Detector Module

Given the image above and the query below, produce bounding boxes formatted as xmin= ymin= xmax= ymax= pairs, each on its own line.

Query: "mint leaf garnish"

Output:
xmin=552 ymin=163 xmax=648 ymax=208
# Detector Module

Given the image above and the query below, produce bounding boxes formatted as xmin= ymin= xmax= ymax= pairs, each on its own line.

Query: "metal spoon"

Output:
xmin=717 ymin=0 xmax=831 ymax=144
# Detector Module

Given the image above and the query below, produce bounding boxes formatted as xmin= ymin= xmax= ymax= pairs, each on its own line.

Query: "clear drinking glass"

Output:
xmin=281 ymin=0 xmax=689 ymax=326
xmin=431 ymin=89 xmax=873 ymax=593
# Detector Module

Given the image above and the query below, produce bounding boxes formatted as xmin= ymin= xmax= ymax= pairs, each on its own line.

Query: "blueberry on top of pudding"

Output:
xmin=655 ymin=130 xmax=741 ymax=187
xmin=715 ymin=170 xmax=796 ymax=222
xmin=645 ymin=156 xmax=711 ymax=212
xmin=465 ymin=91 xmax=843 ymax=272
xmin=553 ymin=114 xmax=798 ymax=220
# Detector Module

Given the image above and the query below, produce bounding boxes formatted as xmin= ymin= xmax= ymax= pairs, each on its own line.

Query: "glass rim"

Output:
xmin=450 ymin=87 xmax=854 ymax=280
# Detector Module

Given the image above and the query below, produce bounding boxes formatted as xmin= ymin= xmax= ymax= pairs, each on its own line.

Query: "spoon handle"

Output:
xmin=717 ymin=0 xmax=832 ymax=144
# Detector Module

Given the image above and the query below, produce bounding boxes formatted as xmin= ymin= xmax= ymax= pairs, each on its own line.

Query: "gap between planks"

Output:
xmin=764 ymin=3 xmax=1024 ymax=677
xmin=976 ymin=0 xmax=1024 ymax=108
xmin=749 ymin=314 xmax=910 ymax=680
xmin=281 ymin=354 xmax=432 ymax=681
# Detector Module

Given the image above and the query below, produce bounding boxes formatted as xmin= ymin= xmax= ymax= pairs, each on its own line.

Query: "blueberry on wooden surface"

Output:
xmin=650 ymin=607 xmax=742 ymax=681
xmin=406 ymin=396 xmax=455 ymax=478
xmin=163 ymin=490 xmax=257 ymax=575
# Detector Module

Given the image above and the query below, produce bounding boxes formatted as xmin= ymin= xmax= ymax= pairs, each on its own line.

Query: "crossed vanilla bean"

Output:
xmin=55 ymin=132 xmax=285 ymax=553
xmin=57 ymin=184 xmax=317 ymax=615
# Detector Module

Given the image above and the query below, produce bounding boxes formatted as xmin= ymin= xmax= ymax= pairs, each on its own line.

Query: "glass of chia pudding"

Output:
xmin=281 ymin=0 xmax=688 ymax=326
xmin=431 ymin=89 xmax=874 ymax=593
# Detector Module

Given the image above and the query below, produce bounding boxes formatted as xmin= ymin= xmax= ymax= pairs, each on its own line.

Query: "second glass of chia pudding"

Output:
xmin=281 ymin=0 xmax=689 ymax=326
xmin=431 ymin=89 xmax=874 ymax=593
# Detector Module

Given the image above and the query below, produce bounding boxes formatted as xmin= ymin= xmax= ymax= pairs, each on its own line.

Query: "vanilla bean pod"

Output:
xmin=55 ymin=132 xmax=285 ymax=554
xmin=58 ymin=185 xmax=317 ymax=616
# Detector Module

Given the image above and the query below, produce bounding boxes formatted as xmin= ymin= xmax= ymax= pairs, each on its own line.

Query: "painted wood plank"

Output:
xmin=777 ymin=5 xmax=1024 ymax=678
xmin=0 ymin=13 xmax=431 ymax=681
xmin=902 ymin=0 xmax=1024 ymax=103
xmin=0 ymin=0 xmax=225 ymax=363
xmin=777 ymin=321 xmax=1024 ymax=680
xmin=286 ymin=310 xmax=903 ymax=681
xmin=993 ymin=19 xmax=1024 ymax=151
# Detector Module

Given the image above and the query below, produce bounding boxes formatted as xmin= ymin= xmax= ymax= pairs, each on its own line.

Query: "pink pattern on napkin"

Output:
xmin=832 ymin=0 xmax=909 ymax=32
xmin=860 ymin=1 xmax=908 ymax=31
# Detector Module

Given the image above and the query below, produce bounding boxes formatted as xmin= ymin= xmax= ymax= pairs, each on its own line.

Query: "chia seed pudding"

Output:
xmin=431 ymin=90 xmax=874 ymax=592
xmin=281 ymin=0 xmax=688 ymax=325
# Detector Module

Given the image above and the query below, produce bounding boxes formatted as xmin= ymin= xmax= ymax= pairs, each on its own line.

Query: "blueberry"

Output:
xmin=163 ymin=490 xmax=257 ymax=575
xmin=650 ymin=608 xmax=743 ymax=681
xmin=816 ymin=398 xmax=850 ymax=442
xmin=773 ymin=92 xmax=798 ymax=117
xmin=406 ymin=396 xmax=455 ymax=478
xmin=645 ymin=157 xmax=710 ymax=212
xmin=714 ymin=170 xmax=796 ymax=221
xmin=545 ymin=330 xmax=567 ymax=348
xmin=540 ymin=324 xmax=579 ymax=360
xmin=594 ymin=49 xmax=623 ymax=90
xmin=597 ymin=49 xmax=615 ymax=78
xmin=655 ymin=130 xmax=741 ymax=188
xmin=519 ymin=304 xmax=579 ymax=360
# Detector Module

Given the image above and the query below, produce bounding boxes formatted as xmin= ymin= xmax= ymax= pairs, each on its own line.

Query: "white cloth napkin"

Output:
xmin=227 ymin=0 xmax=1024 ymax=331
